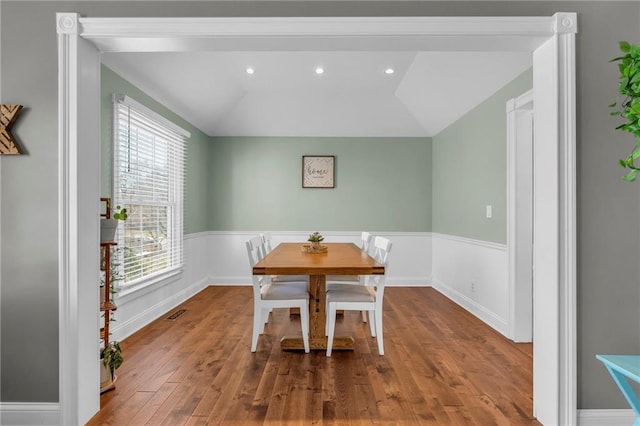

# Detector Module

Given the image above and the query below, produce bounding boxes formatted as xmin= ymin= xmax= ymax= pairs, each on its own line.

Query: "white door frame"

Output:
xmin=57 ymin=13 xmax=577 ymax=425
xmin=507 ymin=89 xmax=534 ymax=343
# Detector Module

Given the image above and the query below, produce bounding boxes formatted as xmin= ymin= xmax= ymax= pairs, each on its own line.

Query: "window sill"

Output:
xmin=114 ymin=268 xmax=183 ymax=301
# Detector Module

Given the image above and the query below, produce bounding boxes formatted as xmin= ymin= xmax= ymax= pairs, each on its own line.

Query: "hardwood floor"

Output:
xmin=88 ymin=286 xmax=539 ymax=425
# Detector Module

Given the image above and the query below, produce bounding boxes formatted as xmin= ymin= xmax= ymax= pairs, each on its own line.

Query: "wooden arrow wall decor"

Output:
xmin=0 ymin=104 xmax=24 ymax=155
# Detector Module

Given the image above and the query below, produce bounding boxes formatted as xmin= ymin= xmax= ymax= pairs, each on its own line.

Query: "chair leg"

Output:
xmin=299 ymin=302 xmax=310 ymax=353
xmin=375 ymin=310 xmax=384 ymax=355
xmin=362 ymin=310 xmax=368 ymax=323
xmin=251 ymin=307 xmax=262 ymax=352
xmin=326 ymin=303 xmax=337 ymax=357
xmin=368 ymin=310 xmax=376 ymax=337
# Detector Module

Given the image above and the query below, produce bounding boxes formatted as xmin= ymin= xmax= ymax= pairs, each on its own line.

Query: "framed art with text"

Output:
xmin=302 ymin=155 xmax=335 ymax=188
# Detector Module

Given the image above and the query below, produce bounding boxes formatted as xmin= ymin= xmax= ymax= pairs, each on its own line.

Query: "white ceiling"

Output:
xmin=101 ymin=50 xmax=532 ymax=137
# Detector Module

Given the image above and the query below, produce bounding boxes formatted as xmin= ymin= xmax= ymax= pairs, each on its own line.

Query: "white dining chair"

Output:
xmin=260 ymin=232 xmax=309 ymax=284
xmin=246 ymin=236 xmax=310 ymax=353
xmin=326 ymin=231 xmax=372 ymax=287
xmin=326 ymin=235 xmax=392 ymax=356
xmin=326 ymin=231 xmax=372 ymax=321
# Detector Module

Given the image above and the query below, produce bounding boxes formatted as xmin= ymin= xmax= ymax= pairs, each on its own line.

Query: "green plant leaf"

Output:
xmin=620 ymin=41 xmax=631 ymax=53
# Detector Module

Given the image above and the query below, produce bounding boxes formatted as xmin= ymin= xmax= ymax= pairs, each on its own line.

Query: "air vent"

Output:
xmin=166 ymin=309 xmax=186 ymax=321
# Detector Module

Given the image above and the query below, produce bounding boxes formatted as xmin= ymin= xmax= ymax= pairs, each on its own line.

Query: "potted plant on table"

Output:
xmin=611 ymin=41 xmax=640 ymax=181
xmin=308 ymin=231 xmax=324 ymax=249
xmin=100 ymin=205 xmax=128 ymax=242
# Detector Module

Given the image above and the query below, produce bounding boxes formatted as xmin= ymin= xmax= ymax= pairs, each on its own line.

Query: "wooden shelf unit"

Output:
xmin=100 ymin=198 xmax=118 ymax=349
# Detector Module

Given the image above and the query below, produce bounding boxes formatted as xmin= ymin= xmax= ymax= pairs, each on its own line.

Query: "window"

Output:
xmin=112 ymin=94 xmax=189 ymax=288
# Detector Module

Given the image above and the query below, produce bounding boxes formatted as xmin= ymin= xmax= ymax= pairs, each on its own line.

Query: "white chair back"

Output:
xmin=360 ymin=231 xmax=372 ymax=254
xmin=246 ymin=235 xmax=265 ymax=268
xmin=260 ymin=232 xmax=273 ymax=256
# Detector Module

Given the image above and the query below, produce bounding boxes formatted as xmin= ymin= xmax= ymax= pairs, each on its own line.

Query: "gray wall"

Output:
xmin=101 ymin=65 xmax=211 ymax=234
xmin=208 ymin=137 xmax=432 ymax=232
xmin=432 ymin=68 xmax=532 ymax=244
xmin=1 ymin=0 xmax=640 ymax=411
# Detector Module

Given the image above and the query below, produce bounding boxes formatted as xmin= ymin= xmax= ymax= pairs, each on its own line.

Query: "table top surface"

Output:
xmin=252 ymin=242 xmax=385 ymax=276
xmin=597 ymin=355 xmax=640 ymax=381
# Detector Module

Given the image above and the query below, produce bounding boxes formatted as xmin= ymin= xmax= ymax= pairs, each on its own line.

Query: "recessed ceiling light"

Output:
xmin=384 ymin=68 xmax=395 ymax=75
xmin=246 ymin=67 xmax=255 ymax=75
xmin=315 ymin=67 xmax=325 ymax=75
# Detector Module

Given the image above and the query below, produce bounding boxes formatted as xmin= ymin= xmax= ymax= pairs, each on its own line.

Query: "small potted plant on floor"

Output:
xmin=100 ymin=205 xmax=128 ymax=243
xmin=100 ymin=341 xmax=123 ymax=393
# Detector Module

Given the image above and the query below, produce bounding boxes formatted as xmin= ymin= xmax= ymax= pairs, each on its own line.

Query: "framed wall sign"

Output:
xmin=302 ymin=155 xmax=335 ymax=188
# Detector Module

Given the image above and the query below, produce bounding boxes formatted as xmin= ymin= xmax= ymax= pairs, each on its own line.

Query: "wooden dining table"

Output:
xmin=252 ymin=242 xmax=385 ymax=351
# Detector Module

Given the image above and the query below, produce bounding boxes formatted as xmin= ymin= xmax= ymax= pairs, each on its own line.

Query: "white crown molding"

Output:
xmin=78 ymin=16 xmax=559 ymax=53
xmin=80 ymin=16 xmax=555 ymax=38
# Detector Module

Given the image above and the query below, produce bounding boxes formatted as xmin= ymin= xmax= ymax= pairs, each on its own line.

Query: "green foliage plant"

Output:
xmin=611 ymin=41 xmax=640 ymax=181
xmin=308 ymin=231 xmax=324 ymax=243
xmin=101 ymin=341 xmax=123 ymax=377
xmin=113 ymin=205 xmax=128 ymax=220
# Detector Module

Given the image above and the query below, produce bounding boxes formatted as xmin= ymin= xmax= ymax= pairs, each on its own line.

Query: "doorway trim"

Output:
xmin=57 ymin=13 xmax=577 ymax=425
xmin=507 ymin=89 xmax=534 ymax=343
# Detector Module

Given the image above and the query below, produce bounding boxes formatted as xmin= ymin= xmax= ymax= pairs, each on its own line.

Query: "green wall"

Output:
xmin=432 ymin=68 xmax=533 ymax=244
xmin=102 ymin=67 xmax=432 ymax=234
xmin=101 ymin=65 xmax=210 ymax=234
xmin=208 ymin=137 xmax=432 ymax=232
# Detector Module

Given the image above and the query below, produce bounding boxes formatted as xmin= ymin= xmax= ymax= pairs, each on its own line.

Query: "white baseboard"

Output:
xmin=431 ymin=279 xmax=508 ymax=336
xmin=111 ymin=276 xmax=209 ymax=341
xmin=0 ymin=403 xmax=59 ymax=426
xmin=431 ymin=233 xmax=508 ymax=337
xmin=577 ymin=409 xmax=636 ymax=426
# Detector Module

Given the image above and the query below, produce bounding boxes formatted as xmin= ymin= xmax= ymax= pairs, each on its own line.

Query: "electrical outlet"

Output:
xmin=471 ymin=281 xmax=476 ymax=292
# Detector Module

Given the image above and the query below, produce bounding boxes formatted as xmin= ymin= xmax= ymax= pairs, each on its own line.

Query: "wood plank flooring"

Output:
xmin=88 ymin=286 xmax=539 ymax=425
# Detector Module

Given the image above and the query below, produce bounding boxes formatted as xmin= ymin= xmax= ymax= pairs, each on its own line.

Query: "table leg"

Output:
xmin=281 ymin=274 xmax=355 ymax=351
xmin=603 ymin=365 xmax=640 ymax=418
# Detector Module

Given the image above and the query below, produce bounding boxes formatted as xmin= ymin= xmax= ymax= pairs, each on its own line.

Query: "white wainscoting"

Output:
xmin=109 ymin=231 xmax=431 ymax=342
xmin=110 ymin=232 xmax=211 ymax=341
xmin=431 ymin=232 xmax=509 ymax=337
xmin=207 ymin=231 xmax=432 ymax=287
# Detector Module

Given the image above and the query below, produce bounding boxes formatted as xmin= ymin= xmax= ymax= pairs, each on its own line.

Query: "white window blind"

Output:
xmin=112 ymin=94 xmax=189 ymax=288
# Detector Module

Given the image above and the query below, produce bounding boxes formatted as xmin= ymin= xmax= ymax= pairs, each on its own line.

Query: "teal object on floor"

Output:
xmin=596 ymin=354 xmax=640 ymax=426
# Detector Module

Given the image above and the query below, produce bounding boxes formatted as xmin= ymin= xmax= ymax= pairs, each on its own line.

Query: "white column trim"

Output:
xmin=506 ymin=89 xmax=534 ymax=343
xmin=57 ymin=12 xmax=80 ymax=426
xmin=557 ymin=22 xmax=578 ymax=426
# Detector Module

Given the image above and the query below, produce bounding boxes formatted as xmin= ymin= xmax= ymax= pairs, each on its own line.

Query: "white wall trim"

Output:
xmin=0 ymin=403 xmax=60 ymax=426
xmin=79 ymin=16 xmax=556 ymax=53
xmin=430 ymin=232 xmax=506 ymax=251
xmin=207 ymin=230 xmax=432 ymax=287
xmin=59 ymin=15 xmax=576 ymax=424
xmin=111 ymin=276 xmax=209 ymax=341
xmin=431 ymin=280 xmax=508 ymax=336
xmin=577 ymin=409 xmax=636 ymax=426
xmin=506 ymin=89 xmax=534 ymax=343
xmin=56 ymin=13 xmax=83 ymax=426
xmin=557 ymin=23 xmax=578 ymax=426
xmin=431 ymin=233 xmax=509 ymax=336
